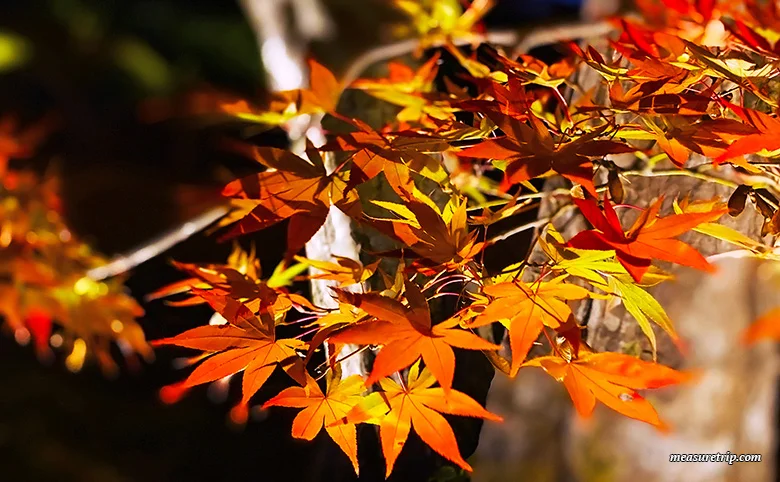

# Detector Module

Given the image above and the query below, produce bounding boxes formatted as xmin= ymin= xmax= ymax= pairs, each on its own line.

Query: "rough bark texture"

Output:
xmin=474 ymin=20 xmax=779 ymax=477
xmin=566 ymin=173 xmax=779 ymax=482
xmin=240 ymin=0 xmax=370 ymax=379
xmin=474 ymin=163 xmax=779 ymax=482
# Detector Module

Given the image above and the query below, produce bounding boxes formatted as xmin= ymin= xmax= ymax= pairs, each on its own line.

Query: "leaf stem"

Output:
xmin=619 ymin=169 xmax=739 ymax=188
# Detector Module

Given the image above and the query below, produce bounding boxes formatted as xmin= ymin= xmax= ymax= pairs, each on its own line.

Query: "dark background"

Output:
xmin=0 ymin=1 xmax=582 ymax=481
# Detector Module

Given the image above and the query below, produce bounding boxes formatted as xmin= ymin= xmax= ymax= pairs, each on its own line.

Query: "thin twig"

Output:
xmin=512 ymin=20 xmax=614 ymax=57
xmin=86 ymin=205 xmax=229 ymax=281
xmin=620 ymin=169 xmax=739 ymax=189
xmin=484 ymin=216 xmax=552 ymax=247
xmin=342 ymin=31 xmax=517 ymax=87
xmin=466 ymin=188 xmax=572 ymax=211
xmin=342 ymin=20 xmax=615 ymax=87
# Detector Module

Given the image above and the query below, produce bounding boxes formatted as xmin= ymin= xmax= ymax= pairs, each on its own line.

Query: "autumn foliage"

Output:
xmin=0 ymin=116 xmax=151 ymax=374
xmin=5 ymin=0 xmax=780 ymax=478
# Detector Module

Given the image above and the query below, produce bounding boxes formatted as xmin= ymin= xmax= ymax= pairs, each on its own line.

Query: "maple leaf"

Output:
xmin=0 ymin=160 xmax=152 ymax=373
xmin=568 ymin=194 xmax=727 ymax=282
xmin=221 ymin=59 xmax=340 ymax=126
xmin=322 ymin=119 xmax=449 ymax=195
xmin=149 ymin=260 xmax=275 ymax=307
xmin=696 ymin=0 xmax=716 ymax=22
xmin=537 ymin=225 xmax=666 ymax=285
xmin=673 ymin=197 xmax=780 ymax=257
xmin=524 ymin=350 xmax=690 ymax=429
xmin=714 ymin=102 xmax=780 ymax=163
xmin=726 ymin=19 xmax=780 ymax=57
xmin=742 ymin=0 xmax=780 ymax=32
xmin=609 ymin=82 xmax=712 ymax=117
xmin=393 ymin=0 xmax=494 ymax=48
xmin=455 ymin=75 xmax=530 ymax=120
xmin=678 ymin=41 xmax=774 ymax=97
xmin=330 ymin=278 xmax=499 ymax=391
xmin=301 ymin=302 xmax=368 ymax=368
xmin=264 ymin=373 xmax=365 ymax=475
xmin=615 ymin=117 xmax=758 ymax=167
xmin=569 ymin=42 xmax=629 ymax=82
xmin=367 ymin=195 xmax=485 ymax=273
xmin=616 ymin=18 xmax=662 ymax=59
xmin=153 ymin=295 xmax=306 ymax=407
xmin=349 ymin=53 xmax=458 ymax=123
xmin=337 ymin=363 xmax=502 ymax=477
xmin=293 ymin=255 xmax=379 ymax=287
xmin=219 ymin=146 xmax=361 ymax=257
xmin=459 ymin=114 xmax=635 ymax=195
xmin=469 ymin=276 xmax=590 ymax=376
xmin=537 ymin=225 xmax=680 ymax=358
xmin=469 ymin=195 xmax=539 ymax=227
xmin=497 ymin=54 xmax=577 ymax=91
xmin=148 ymin=245 xmax=315 ymax=316
xmin=742 ymin=307 xmax=780 ymax=345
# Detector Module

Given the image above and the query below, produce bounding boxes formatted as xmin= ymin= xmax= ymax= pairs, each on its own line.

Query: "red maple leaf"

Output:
xmin=568 ymin=194 xmax=727 ymax=282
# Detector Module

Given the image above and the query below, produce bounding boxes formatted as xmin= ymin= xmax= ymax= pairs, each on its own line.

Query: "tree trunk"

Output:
xmin=474 ymin=32 xmax=779 ymax=482
xmin=564 ymin=172 xmax=779 ymax=482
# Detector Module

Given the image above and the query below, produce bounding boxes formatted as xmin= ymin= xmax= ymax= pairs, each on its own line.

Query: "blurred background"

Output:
xmin=0 ymin=1 xmax=777 ymax=482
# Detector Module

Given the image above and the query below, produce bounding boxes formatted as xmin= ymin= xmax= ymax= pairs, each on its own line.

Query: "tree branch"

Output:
xmin=342 ymin=21 xmax=615 ymax=87
xmin=86 ymin=205 xmax=228 ymax=281
xmin=241 ymin=0 xmax=367 ymax=379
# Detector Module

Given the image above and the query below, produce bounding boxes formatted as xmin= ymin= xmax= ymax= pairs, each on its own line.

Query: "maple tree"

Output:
xmin=5 ymin=0 xmax=780 ymax=479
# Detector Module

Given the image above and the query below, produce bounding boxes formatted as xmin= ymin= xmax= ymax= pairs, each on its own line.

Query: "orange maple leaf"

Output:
xmin=330 ymin=278 xmax=499 ymax=391
xmin=742 ymin=307 xmax=780 ymax=344
xmin=337 ymin=363 xmax=502 ymax=477
xmin=469 ymin=276 xmax=590 ymax=376
xmin=322 ymin=119 xmax=449 ymax=195
xmin=264 ymin=374 xmax=365 ymax=475
xmin=349 ymin=53 xmax=457 ymax=123
xmin=640 ymin=117 xmax=758 ymax=168
xmin=219 ymin=146 xmax=360 ymax=257
xmin=294 ymin=255 xmax=379 ymax=288
xmin=147 ymin=250 xmax=317 ymax=315
xmin=367 ymin=196 xmax=485 ymax=273
xmin=221 ymin=59 xmax=341 ymax=125
xmin=715 ymin=102 xmax=780 ymax=164
xmin=524 ymin=350 xmax=689 ymax=429
xmin=459 ymin=115 xmax=634 ymax=195
xmin=726 ymin=19 xmax=780 ymax=57
xmin=153 ymin=296 xmax=306 ymax=406
xmin=148 ymin=261 xmax=279 ymax=308
xmin=568 ymin=194 xmax=727 ymax=282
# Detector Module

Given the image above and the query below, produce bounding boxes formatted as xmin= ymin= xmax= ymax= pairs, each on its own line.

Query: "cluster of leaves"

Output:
xmin=0 ymin=115 xmax=151 ymax=374
xmin=109 ymin=0 xmax=780 ymax=478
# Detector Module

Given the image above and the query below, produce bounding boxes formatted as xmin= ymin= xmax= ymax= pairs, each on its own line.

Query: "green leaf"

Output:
xmin=267 ymin=261 xmax=309 ymax=289
xmin=606 ymin=275 xmax=677 ymax=360
xmin=0 ymin=30 xmax=31 ymax=73
xmin=112 ymin=36 xmax=173 ymax=93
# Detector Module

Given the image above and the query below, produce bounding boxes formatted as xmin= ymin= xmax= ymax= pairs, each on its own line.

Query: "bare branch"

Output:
xmin=86 ymin=205 xmax=229 ymax=281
